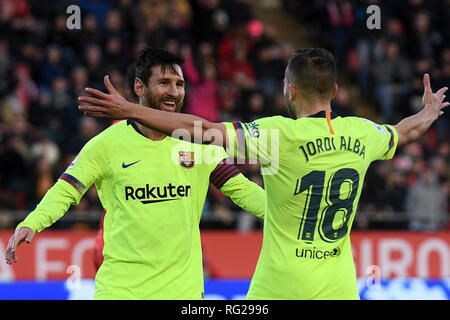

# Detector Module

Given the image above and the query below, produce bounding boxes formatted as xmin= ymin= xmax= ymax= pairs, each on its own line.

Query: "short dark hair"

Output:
xmin=135 ymin=47 xmax=185 ymax=85
xmin=126 ymin=62 xmax=138 ymax=102
xmin=286 ymin=48 xmax=336 ymax=98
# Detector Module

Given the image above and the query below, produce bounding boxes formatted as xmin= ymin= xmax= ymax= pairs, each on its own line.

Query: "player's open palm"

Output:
xmin=79 ymin=75 xmax=130 ymax=120
xmin=5 ymin=226 xmax=35 ymax=264
xmin=422 ymin=73 xmax=449 ymax=118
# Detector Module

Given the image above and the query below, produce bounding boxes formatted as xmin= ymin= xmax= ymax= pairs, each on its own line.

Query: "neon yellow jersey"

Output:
xmin=17 ymin=120 xmax=265 ymax=299
xmin=224 ymin=111 xmax=398 ymax=299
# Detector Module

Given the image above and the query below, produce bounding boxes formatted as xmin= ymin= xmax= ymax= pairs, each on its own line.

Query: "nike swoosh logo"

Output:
xmin=122 ymin=160 xmax=141 ymax=168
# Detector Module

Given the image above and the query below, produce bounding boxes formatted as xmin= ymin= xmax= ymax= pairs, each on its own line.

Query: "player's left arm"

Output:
xmin=210 ymin=159 xmax=265 ymax=219
xmin=79 ymin=76 xmax=227 ymax=147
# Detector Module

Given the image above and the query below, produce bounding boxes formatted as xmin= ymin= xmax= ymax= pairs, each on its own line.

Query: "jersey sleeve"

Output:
xmin=360 ymin=119 xmax=398 ymax=161
xmin=16 ymin=179 xmax=82 ymax=233
xmin=16 ymin=135 xmax=106 ymax=233
xmin=209 ymin=159 xmax=265 ymax=219
xmin=223 ymin=117 xmax=280 ymax=174
xmin=62 ymin=133 xmax=106 ymax=200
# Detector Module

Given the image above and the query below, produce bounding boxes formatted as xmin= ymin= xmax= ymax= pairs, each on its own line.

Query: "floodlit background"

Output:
xmin=0 ymin=0 xmax=448 ymax=300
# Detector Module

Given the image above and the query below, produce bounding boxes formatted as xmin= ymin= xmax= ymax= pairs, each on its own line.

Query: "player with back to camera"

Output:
xmin=77 ymin=48 xmax=448 ymax=299
xmin=5 ymin=47 xmax=266 ymax=299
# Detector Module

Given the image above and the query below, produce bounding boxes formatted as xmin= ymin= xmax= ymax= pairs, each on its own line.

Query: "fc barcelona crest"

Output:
xmin=179 ymin=151 xmax=195 ymax=168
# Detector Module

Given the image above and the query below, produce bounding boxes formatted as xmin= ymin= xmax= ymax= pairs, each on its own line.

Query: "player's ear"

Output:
xmin=134 ymin=78 xmax=145 ymax=97
xmin=330 ymin=83 xmax=339 ymax=100
xmin=289 ymin=84 xmax=297 ymax=101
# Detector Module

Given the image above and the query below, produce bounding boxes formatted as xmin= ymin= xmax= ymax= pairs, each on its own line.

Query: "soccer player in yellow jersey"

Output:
xmin=5 ymin=47 xmax=266 ymax=299
xmin=78 ymin=48 xmax=448 ymax=299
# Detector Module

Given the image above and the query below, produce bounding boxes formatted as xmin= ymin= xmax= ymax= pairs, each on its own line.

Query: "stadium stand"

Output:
xmin=0 ymin=0 xmax=448 ymax=231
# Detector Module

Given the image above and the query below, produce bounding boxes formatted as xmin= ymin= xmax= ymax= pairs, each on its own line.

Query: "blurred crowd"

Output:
xmin=0 ymin=0 xmax=448 ymax=231
xmin=284 ymin=0 xmax=449 ymax=230
xmin=0 ymin=0 xmax=290 ymax=230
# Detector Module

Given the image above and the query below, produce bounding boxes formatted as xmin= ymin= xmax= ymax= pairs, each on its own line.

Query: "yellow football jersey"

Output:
xmin=224 ymin=111 xmax=398 ymax=299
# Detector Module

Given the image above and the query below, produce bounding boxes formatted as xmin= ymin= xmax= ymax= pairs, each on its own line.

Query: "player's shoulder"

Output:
xmin=259 ymin=115 xmax=291 ymax=125
xmin=93 ymin=120 xmax=127 ymax=140
xmin=104 ymin=119 xmax=128 ymax=134
xmin=248 ymin=115 xmax=294 ymax=132
xmin=347 ymin=116 xmax=392 ymax=136
xmin=82 ymin=120 xmax=126 ymax=152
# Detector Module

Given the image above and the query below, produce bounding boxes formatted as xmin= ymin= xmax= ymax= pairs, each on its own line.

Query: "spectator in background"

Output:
xmin=79 ymin=0 xmax=111 ymax=28
xmin=248 ymin=22 xmax=286 ymax=97
xmin=435 ymin=49 xmax=450 ymax=141
xmin=27 ymin=87 xmax=52 ymax=130
xmin=32 ymin=156 xmax=57 ymax=203
xmin=218 ymin=24 xmax=252 ymax=66
xmin=223 ymin=0 xmax=254 ymax=26
xmin=47 ymin=14 xmax=79 ymax=49
xmin=104 ymin=36 xmax=129 ymax=71
xmin=373 ymin=41 xmax=412 ymax=121
xmin=163 ymin=5 xmax=192 ymax=45
xmin=237 ymin=90 xmax=269 ymax=122
xmin=40 ymin=45 xmax=67 ymax=87
xmin=219 ymin=40 xmax=256 ymax=89
xmin=102 ymin=10 xmax=128 ymax=46
xmin=0 ymin=132 xmax=30 ymax=209
xmin=67 ymin=66 xmax=89 ymax=131
xmin=0 ymin=40 xmax=12 ymax=97
xmin=189 ymin=0 xmax=227 ymax=45
xmin=182 ymin=45 xmax=221 ymax=122
xmin=323 ymin=0 xmax=355 ymax=65
xmin=77 ymin=14 xmax=102 ymax=49
xmin=331 ymin=87 xmax=356 ymax=116
xmin=84 ymin=44 xmax=106 ymax=88
xmin=218 ymin=81 xmax=240 ymax=122
xmin=406 ymin=167 xmax=447 ymax=231
xmin=46 ymin=76 xmax=72 ymax=146
xmin=407 ymin=11 xmax=442 ymax=61
xmin=19 ymin=42 xmax=43 ymax=89
xmin=13 ymin=63 xmax=39 ymax=111
xmin=66 ymin=117 xmax=102 ymax=155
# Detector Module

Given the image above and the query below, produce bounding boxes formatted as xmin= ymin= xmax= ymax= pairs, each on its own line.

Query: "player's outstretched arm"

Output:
xmin=4 ymin=178 xmax=85 ymax=265
xmin=394 ymin=74 xmax=448 ymax=147
xmin=5 ymin=226 xmax=34 ymax=264
xmin=79 ymin=76 xmax=227 ymax=147
xmin=219 ymin=173 xmax=266 ymax=219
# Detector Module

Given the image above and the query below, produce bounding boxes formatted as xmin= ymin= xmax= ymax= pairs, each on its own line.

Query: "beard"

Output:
xmin=143 ymin=91 xmax=184 ymax=113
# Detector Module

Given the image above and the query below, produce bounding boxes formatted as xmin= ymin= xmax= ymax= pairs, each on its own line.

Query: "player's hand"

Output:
xmin=5 ymin=226 xmax=35 ymax=265
xmin=421 ymin=73 xmax=448 ymax=117
xmin=79 ymin=75 xmax=130 ymax=119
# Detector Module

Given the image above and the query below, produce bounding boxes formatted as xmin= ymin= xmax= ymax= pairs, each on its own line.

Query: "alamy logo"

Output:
xmin=125 ymin=183 xmax=191 ymax=204
xmin=66 ymin=5 xmax=81 ymax=30
xmin=366 ymin=5 xmax=381 ymax=30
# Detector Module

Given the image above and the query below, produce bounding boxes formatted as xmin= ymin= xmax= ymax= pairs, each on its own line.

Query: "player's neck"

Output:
xmin=296 ymin=99 xmax=332 ymax=119
xmin=135 ymin=121 xmax=167 ymax=141
xmin=137 ymin=99 xmax=169 ymax=141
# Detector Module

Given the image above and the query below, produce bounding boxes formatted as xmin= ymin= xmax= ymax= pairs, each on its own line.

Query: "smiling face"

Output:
xmin=135 ymin=64 xmax=185 ymax=113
